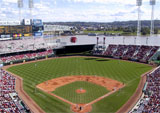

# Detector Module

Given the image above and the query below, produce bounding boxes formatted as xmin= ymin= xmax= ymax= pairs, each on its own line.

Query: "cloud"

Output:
xmin=68 ymin=0 xmax=150 ymax=5
xmin=0 ymin=0 xmax=159 ymax=22
xmin=2 ymin=0 xmax=17 ymax=3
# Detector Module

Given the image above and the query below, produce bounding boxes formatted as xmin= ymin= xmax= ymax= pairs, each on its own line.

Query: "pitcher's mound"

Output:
xmin=71 ymin=104 xmax=92 ymax=113
xmin=76 ymin=89 xmax=86 ymax=94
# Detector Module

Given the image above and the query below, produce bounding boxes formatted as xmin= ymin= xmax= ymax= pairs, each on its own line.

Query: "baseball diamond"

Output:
xmin=1 ymin=1 xmax=160 ymax=113
xmin=4 ymin=56 xmax=153 ymax=113
xmin=36 ymin=75 xmax=124 ymax=111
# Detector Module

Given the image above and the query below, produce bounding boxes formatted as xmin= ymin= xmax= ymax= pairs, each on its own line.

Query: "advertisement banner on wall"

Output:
xmin=13 ymin=34 xmax=22 ymax=38
xmin=0 ymin=21 xmax=21 ymax=26
xmin=0 ymin=35 xmax=10 ymax=38
xmin=24 ymin=34 xmax=31 ymax=37
xmin=34 ymin=32 xmax=43 ymax=36
xmin=33 ymin=19 xmax=43 ymax=26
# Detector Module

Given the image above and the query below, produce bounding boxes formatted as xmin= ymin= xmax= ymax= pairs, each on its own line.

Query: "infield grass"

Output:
xmin=7 ymin=57 xmax=153 ymax=113
xmin=53 ymin=81 xmax=109 ymax=103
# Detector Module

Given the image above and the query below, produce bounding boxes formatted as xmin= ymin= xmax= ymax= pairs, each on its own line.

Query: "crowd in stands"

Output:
xmin=0 ymin=50 xmax=53 ymax=63
xmin=132 ymin=46 xmax=153 ymax=61
xmin=144 ymin=46 xmax=159 ymax=62
xmin=103 ymin=45 xmax=117 ymax=56
xmin=92 ymin=45 xmax=105 ymax=55
xmin=94 ymin=44 xmax=159 ymax=62
xmin=0 ymin=38 xmax=47 ymax=55
xmin=113 ymin=45 xmax=126 ymax=57
xmin=130 ymin=67 xmax=160 ymax=113
xmin=0 ymin=69 xmax=30 ymax=113
xmin=92 ymin=49 xmax=104 ymax=55
xmin=123 ymin=45 xmax=140 ymax=60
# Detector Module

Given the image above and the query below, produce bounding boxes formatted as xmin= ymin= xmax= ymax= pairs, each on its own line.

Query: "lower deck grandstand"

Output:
xmin=0 ymin=49 xmax=53 ymax=64
xmin=130 ymin=66 xmax=160 ymax=113
xmin=0 ymin=69 xmax=30 ymax=113
xmin=0 ymin=38 xmax=55 ymax=112
xmin=93 ymin=44 xmax=159 ymax=63
xmin=0 ymin=38 xmax=48 ymax=54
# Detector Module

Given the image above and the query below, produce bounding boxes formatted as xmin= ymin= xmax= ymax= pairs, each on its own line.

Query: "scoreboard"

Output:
xmin=0 ymin=25 xmax=32 ymax=35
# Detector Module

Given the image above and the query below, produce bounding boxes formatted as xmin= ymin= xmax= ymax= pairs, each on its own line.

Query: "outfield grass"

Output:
xmin=7 ymin=57 xmax=153 ymax=113
xmin=53 ymin=81 xmax=109 ymax=103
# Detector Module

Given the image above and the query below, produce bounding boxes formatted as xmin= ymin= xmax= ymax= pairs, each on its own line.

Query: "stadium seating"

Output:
xmin=143 ymin=46 xmax=159 ymax=62
xmin=132 ymin=46 xmax=153 ymax=61
xmin=0 ymin=69 xmax=30 ymax=112
xmin=130 ymin=67 xmax=160 ymax=113
xmin=103 ymin=45 xmax=117 ymax=56
xmin=101 ymin=45 xmax=159 ymax=63
xmin=0 ymin=38 xmax=47 ymax=55
xmin=92 ymin=50 xmax=103 ymax=55
xmin=123 ymin=45 xmax=140 ymax=60
xmin=0 ymin=50 xmax=53 ymax=63
xmin=113 ymin=45 xmax=126 ymax=57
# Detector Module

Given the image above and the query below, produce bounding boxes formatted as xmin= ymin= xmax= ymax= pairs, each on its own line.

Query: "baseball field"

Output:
xmin=6 ymin=57 xmax=153 ymax=113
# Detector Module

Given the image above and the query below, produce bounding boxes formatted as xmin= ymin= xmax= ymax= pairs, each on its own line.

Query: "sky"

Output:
xmin=0 ymin=0 xmax=160 ymax=22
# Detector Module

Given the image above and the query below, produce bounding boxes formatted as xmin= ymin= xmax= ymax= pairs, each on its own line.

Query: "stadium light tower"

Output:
xmin=18 ymin=0 xmax=23 ymax=22
xmin=29 ymin=0 xmax=34 ymax=20
xmin=136 ymin=0 xmax=142 ymax=37
xmin=150 ymin=0 xmax=156 ymax=36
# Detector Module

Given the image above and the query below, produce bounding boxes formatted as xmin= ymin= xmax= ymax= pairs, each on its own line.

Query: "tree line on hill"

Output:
xmin=44 ymin=20 xmax=160 ymax=35
xmin=44 ymin=20 xmax=160 ymax=28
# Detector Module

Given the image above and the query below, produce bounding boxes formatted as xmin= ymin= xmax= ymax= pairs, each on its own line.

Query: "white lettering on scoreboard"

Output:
xmin=0 ymin=21 xmax=21 ymax=26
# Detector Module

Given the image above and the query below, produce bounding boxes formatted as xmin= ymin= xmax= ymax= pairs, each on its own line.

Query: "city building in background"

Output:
xmin=43 ymin=25 xmax=73 ymax=36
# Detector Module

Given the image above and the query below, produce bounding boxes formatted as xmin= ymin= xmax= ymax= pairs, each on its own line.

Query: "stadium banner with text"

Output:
xmin=0 ymin=21 xmax=21 ymax=26
xmin=34 ymin=32 xmax=43 ymax=37
xmin=33 ymin=19 xmax=43 ymax=26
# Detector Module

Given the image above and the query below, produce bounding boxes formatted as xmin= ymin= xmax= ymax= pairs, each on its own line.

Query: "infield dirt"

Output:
xmin=36 ymin=75 xmax=124 ymax=92
xmin=37 ymin=75 xmax=124 ymax=113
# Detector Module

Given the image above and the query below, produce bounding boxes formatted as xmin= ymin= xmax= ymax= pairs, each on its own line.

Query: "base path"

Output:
xmin=37 ymin=75 xmax=124 ymax=92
